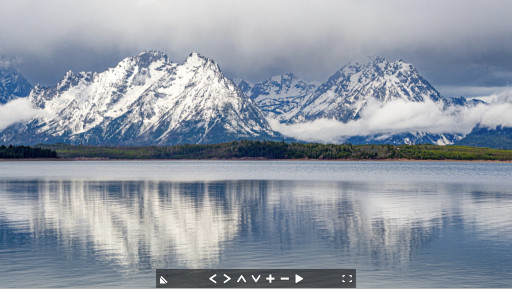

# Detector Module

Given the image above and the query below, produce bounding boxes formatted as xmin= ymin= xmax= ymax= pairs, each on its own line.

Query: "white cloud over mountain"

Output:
xmin=0 ymin=98 xmax=48 ymax=131
xmin=1 ymin=85 xmax=511 ymax=145
xmin=270 ymin=90 xmax=512 ymax=143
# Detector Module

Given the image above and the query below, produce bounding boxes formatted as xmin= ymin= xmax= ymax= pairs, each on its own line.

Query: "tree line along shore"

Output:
xmin=0 ymin=145 xmax=58 ymax=159
xmin=1 ymin=140 xmax=508 ymax=161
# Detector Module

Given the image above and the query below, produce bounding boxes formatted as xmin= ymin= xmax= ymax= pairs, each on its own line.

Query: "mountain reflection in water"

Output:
xmin=1 ymin=177 xmax=511 ymax=287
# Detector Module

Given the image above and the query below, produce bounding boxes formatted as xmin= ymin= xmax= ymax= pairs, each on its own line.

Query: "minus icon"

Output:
xmin=280 ymin=277 xmax=290 ymax=281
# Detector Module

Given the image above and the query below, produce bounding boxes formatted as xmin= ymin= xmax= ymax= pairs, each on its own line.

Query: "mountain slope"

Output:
xmin=0 ymin=51 xmax=279 ymax=145
xmin=257 ymin=57 xmax=470 ymax=145
xmin=290 ymin=57 xmax=445 ymax=124
xmin=0 ymin=68 xmax=32 ymax=104
xmin=239 ymin=74 xmax=318 ymax=121
xmin=455 ymin=126 xmax=512 ymax=149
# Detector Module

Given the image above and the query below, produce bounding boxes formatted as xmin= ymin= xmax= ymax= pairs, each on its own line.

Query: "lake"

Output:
xmin=1 ymin=160 xmax=512 ymax=287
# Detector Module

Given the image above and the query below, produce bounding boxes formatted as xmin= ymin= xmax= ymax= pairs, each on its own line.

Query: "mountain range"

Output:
xmin=0 ymin=51 xmax=509 ymax=147
xmin=239 ymin=57 xmax=482 ymax=145
xmin=237 ymin=73 xmax=319 ymax=122
xmin=0 ymin=51 xmax=278 ymax=145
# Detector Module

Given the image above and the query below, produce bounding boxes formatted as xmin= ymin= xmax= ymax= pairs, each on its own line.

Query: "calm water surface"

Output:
xmin=0 ymin=161 xmax=512 ymax=287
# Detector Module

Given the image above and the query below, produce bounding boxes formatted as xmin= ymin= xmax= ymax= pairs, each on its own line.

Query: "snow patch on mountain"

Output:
xmin=238 ymin=73 xmax=319 ymax=121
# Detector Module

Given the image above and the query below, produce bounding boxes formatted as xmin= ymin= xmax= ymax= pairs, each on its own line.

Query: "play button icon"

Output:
xmin=295 ymin=274 xmax=303 ymax=284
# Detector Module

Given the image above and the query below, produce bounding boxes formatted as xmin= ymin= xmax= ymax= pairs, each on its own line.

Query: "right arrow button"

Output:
xmin=295 ymin=274 xmax=303 ymax=284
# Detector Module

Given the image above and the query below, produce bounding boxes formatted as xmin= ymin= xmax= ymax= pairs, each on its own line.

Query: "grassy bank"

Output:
xmin=37 ymin=141 xmax=512 ymax=161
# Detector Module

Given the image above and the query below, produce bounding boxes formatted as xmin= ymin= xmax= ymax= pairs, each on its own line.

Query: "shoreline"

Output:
xmin=4 ymin=142 xmax=512 ymax=163
xmin=1 ymin=157 xmax=512 ymax=163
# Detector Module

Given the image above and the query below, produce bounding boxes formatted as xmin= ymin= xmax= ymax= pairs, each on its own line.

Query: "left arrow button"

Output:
xmin=209 ymin=274 xmax=217 ymax=283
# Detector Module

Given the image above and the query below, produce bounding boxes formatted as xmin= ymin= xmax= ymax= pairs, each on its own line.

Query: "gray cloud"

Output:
xmin=1 ymin=0 xmax=512 ymax=97
xmin=0 ymin=56 xmax=22 ymax=69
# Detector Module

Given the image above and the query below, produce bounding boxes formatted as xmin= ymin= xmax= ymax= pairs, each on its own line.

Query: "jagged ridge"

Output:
xmin=238 ymin=73 xmax=318 ymax=121
xmin=0 ymin=54 xmax=492 ymax=146
xmin=239 ymin=57 xmax=466 ymax=144
xmin=291 ymin=57 xmax=445 ymax=123
xmin=0 ymin=68 xmax=32 ymax=104
xmin=0 ymin=51 xmax=279 ymax=145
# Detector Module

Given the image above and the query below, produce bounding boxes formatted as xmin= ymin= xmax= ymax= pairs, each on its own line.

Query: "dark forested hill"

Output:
xmin=456 ymin=126 xmax=512 ymax=149
xmin=0 ymin=145 xmax=57 ymax=159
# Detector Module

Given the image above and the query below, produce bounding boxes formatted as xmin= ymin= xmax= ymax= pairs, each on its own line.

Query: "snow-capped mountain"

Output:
xmin=0 ymin=53 xmax=493 ymax=146
xmin=0 ymin=51 xmax=279 ymax=145
xmin=238 ymin=74 xmax=318 ymax=121
xmin=0 ymin=68 xmax=32 ymax=104
xmin=290 ymin=57 xmax=445 ymax=124
xmin=243 ymin=57 xmax=469 ymax=145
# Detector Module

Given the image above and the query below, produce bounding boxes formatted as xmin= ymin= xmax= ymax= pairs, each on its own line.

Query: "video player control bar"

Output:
xmin=156 ymin=269 xmax=356 ymax=288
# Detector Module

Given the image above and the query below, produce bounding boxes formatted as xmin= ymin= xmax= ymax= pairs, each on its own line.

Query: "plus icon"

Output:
xmin=266 ymin=274 xmax=275 ymax=283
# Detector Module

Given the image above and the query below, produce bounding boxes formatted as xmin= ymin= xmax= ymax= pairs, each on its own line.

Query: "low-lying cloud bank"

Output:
xmin=270 ymin=90 xmax=512 ymax=143
xmin=0 ymin=98 xmax=46 ymax=131
xmin=1 ymin=91 xmax=512 ymax=144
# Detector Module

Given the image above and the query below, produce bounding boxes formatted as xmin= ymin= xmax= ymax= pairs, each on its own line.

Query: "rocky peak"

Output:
xmin=56 ymin=70 xmax=94 ymax=92
xmin=134 ymin=50 xmax=169 ymax=67
xmin=0 ymin=67 xmax=33 ymax=104
xmin=182 ymin=52 xmax=221 ymax=74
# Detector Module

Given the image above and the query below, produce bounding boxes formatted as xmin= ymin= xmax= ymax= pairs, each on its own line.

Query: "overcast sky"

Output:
xmin=1 ymin=0 xmax=512 ymax=98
